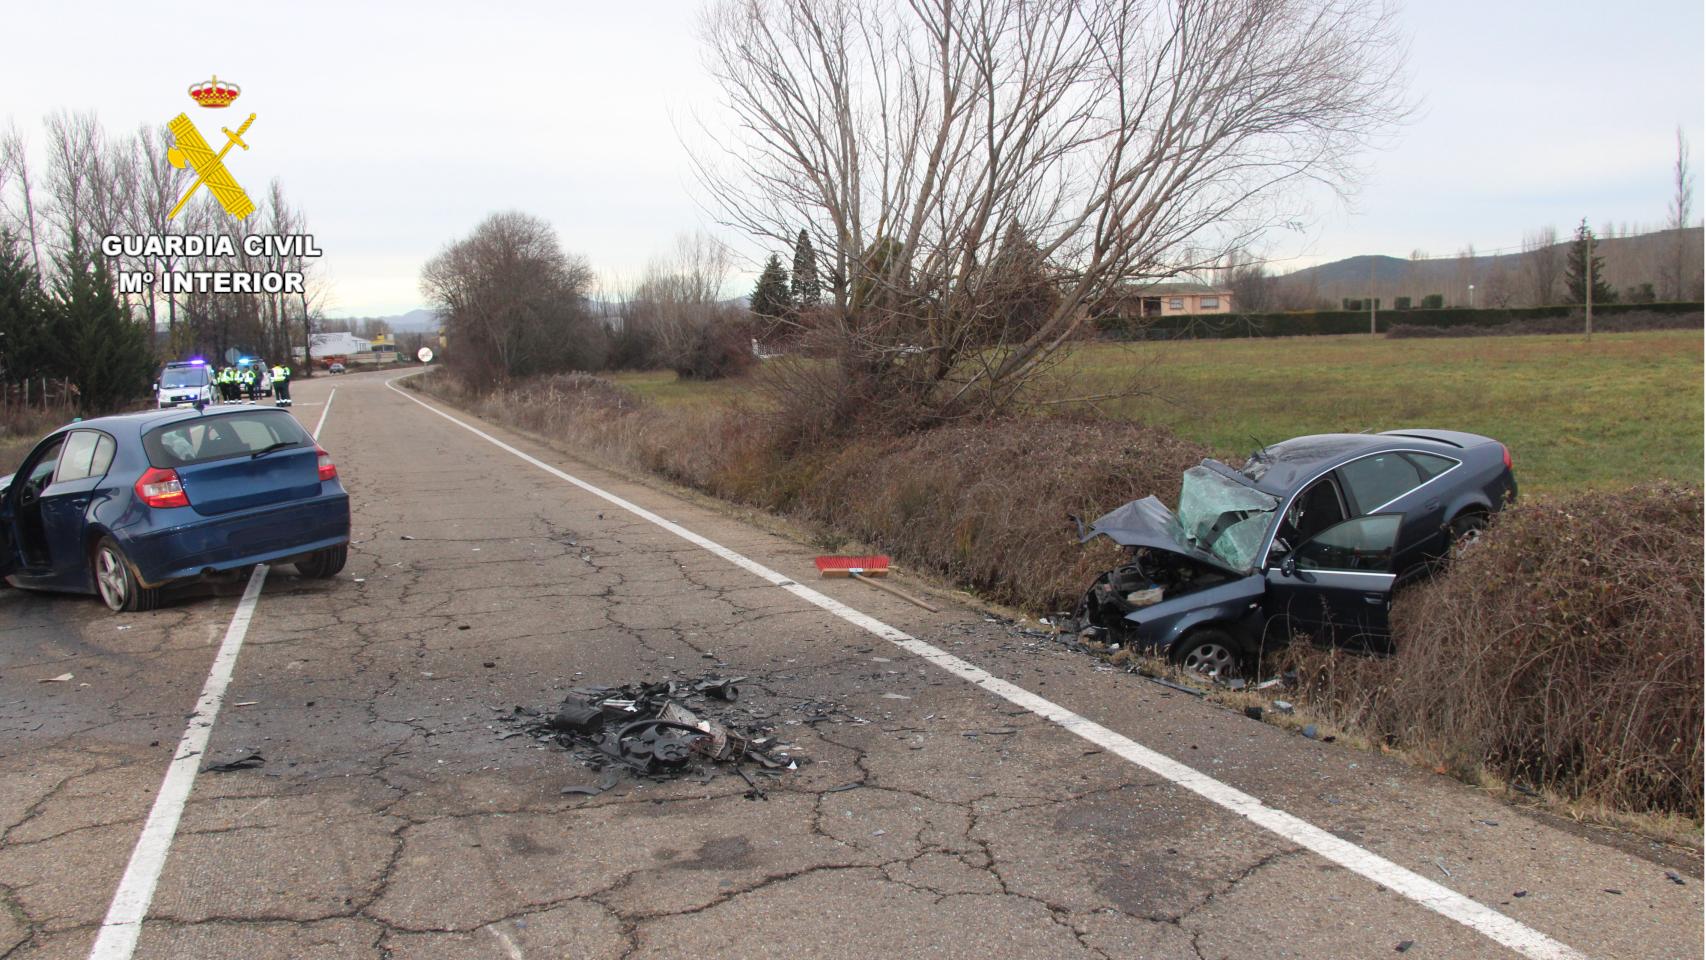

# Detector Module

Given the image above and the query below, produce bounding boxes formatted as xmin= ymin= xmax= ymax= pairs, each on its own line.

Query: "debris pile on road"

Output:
xmin=498 ymin=676 xmax=805 ymax=796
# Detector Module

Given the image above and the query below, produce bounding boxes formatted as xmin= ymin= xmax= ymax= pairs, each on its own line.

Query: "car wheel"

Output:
xmin=93 ymin=537 xmax=161 ymax=613
xmin=1170 ymin=628 xmax=1243 ymax=681
xmin=295 ymin=544 xmax=348 ymax=579
xmin=1446 ymin=511 xmax=1488 ymax=561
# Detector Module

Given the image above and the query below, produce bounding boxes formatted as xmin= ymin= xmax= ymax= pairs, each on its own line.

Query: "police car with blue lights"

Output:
xmin=154 ymin=359 xmax=216 ymax=409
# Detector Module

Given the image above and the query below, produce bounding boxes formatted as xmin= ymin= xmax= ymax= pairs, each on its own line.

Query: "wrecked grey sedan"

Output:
xmin=1072 ymin=430 xmax=1517 ymax=678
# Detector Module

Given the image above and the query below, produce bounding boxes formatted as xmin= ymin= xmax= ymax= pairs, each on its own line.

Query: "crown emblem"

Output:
xmin=188 ymin=75 xmax=241 ymax=108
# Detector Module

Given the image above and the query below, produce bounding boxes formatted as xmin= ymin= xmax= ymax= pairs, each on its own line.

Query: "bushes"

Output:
xmin=1386 ymin=310 xmax=1702 ymax=338
xmin=1290 ymin=483 xmax=1704 ymax=818
xmin=414 ymin=370 xmax=1211 ymax=611
xmin=1101 ymin=301 xmax=1704 ymax=341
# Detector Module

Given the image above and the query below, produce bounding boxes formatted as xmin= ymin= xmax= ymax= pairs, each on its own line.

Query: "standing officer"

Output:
xmin=271 ymin=362 xmax=292 ymax=406
xmin=241 ymin=365 xmax=257 ymax=403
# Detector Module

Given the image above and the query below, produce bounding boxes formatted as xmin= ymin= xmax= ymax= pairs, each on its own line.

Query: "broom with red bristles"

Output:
xmin=814 ymin=555 xmax=939 ymax=612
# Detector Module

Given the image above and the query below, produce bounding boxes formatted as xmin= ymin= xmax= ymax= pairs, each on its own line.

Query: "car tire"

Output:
xmin=1445 ymin=511 xmax=1488 ymax=561
xmin=295 ymin=544 xmax=348 ymax=579
xmin=1170 ymin=628 xmax=1244 ymax=681
xmin=93 ymin=537 xmax=162 ymax=613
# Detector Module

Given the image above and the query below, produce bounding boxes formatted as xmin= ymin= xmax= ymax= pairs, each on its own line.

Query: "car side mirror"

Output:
xmin=1279 ymin=553 xmax=1297 ymax=578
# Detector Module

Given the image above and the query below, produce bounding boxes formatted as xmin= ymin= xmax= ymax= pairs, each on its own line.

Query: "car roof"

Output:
xmin=1240 ymin=431 xmax=1489 ymax=494
xmin=60 ymin=405 xmax=295 ymax=437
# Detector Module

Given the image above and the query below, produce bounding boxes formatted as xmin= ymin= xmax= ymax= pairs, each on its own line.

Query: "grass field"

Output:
xmin=614 ymin=330 xmax=1702 ymax=495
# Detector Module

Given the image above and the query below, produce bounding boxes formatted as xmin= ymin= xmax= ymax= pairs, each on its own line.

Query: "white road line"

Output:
xmin=86 ymin=569 xmax=268 ymax=960
xmin=87 ymin=386 xmax=338 ymax=960
xmin=313 ymin=388 xmax=336 ymax=440
xmin=386 ymin=376 xmax=1587 ymax=960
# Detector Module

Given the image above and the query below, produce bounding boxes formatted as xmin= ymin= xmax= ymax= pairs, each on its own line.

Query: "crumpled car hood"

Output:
xmin=1080 ymin=496 xmax=1243 ymax=575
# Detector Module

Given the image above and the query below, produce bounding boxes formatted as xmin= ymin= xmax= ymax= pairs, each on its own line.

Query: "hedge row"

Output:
xmin=1097 ymin=301 xmax=1705 ymax=340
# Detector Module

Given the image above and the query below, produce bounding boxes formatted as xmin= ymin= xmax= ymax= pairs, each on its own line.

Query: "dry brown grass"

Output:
xmin=1287 ymin=482 xmax=1704 ymax=820
xmin=0 ymin=407 xmax=77 ymax=474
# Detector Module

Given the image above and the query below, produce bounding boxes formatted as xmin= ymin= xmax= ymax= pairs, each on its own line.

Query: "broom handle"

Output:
xmin=851 ymin=572 xmax=939 ymax=612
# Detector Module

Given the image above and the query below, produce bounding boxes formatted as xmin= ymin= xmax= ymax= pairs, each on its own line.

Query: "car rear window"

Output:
xmin=143 ymin=412 xmax=311 ymax=468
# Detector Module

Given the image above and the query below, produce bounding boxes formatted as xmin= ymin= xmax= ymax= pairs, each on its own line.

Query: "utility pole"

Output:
xmin=1368 ymin=257 xmax=1376 ymax=335
xmin=1585 ymin=231 xmax=1595 ymax=336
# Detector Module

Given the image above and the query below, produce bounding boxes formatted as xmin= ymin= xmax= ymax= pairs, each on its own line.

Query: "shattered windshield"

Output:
xmin=1175 ymin=465 xmax=1278 ymax=571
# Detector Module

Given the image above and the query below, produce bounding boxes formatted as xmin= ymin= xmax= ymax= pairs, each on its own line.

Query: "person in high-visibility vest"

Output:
xmin=271 ymin=364 xmax=292 ymax=406
xmin=219 ymin=367 xmax=237 ymax=403
xmin=241 ymin=366 xmax=257 ymax=403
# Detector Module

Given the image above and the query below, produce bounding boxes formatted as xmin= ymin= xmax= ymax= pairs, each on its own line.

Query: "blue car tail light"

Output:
xmin=135 ymin=467 xmax=190 ymax=508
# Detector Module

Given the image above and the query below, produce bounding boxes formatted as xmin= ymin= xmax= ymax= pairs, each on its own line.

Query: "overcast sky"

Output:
xmin=1 ymin=0 xmax=1700 ymax=316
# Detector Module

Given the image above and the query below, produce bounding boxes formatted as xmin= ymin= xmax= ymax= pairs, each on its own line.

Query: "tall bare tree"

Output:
xmin=1521 ymin=226 xmax=1560 ymax=307
xmin=1663 ymin=128 xmax=1694 ymax=300
xmin=0 ymin=122 xmax=46 ymax=279
xmin=696 ymin=0 xmax=1408 ymax=424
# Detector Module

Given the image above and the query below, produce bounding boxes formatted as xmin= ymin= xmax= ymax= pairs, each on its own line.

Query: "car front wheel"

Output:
xmin=295 ymin=544 xmax=348 ymax=579
xmin=1170 ymin=628 xmax=1243 ymax=681
xmin=93 ymin=537 xmax=162 ymax=613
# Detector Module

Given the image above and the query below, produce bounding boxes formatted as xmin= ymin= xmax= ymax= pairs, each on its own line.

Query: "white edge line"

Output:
xmin=86 ymin=382 xmax=337 ymax=959
xmin=385 ymin=374 xmax=1587 ymax=960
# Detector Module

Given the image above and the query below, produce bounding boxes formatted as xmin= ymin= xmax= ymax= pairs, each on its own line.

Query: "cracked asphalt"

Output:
xmin=1 ymin=369 xmax=1700 ymax=960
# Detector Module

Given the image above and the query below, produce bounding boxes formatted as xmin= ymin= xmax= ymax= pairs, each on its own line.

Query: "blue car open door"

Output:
xmin=1264 ymin=513 xmax=1402 ymax=650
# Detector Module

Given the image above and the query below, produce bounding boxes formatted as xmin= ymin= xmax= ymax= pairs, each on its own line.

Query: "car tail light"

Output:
xmin=1501 ymin=444 xmax=1513 ymax=470
xmin=135 ymin=467 xmax=189 ymax=508
xmin=316 ymin=446 xmax=338 ymax=481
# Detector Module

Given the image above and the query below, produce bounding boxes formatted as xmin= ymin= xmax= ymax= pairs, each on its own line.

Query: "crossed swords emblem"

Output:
xmin=166 ymin=112 xmax=256 ymax=220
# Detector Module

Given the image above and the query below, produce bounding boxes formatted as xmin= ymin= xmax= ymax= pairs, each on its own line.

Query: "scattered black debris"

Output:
xmin=1665 ymin=870 xmax=1686 ymax=886
xmin=497 ymin=676 xmax=804 ymax=791
xmin=1511 ymin=782 xmax=1540 ymax=798
xmin=1243 ymin=706 xmax=1263 ymax=721
xmin=482 ymin=661 xmax=496 ymax=668
xmin=1395 ymin=940 xmax=1415 ymax=953
xmin=205 ymin=751 xmax=265 ymax=773
xmin=562 ymin=770 xmax=621 ymax=796
xmin=1603 ymin=888 xmax=1622 ymax=895
xmin=400 ymin=535 xmax=415 ymax=540
xmin=1513 ymin=890 xmax=1528 ymax=898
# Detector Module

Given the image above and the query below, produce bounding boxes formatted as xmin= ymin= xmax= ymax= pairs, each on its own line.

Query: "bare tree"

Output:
xmin=616 ymin=232 xmax=750 ymax=378
xmin=695 ymin=0 xmax=1408 ymax=425
xmin=1521 ymin=226 xmax=1560 ymax=307
xmin=1662 ymin=127 xmax=1694 ymax=300
xmin=1 ymin=122 xmax=46 ymax=279
xmin=420 ymin=211 xmax=601 ymax=387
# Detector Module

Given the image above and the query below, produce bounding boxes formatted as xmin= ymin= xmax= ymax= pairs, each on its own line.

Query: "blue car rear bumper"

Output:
xmin=118 ymin=492 xmax=351 ymax=586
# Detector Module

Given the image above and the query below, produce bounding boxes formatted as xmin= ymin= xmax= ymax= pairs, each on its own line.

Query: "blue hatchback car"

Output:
xmin=0 ymin=406 xmax=350 ymax=611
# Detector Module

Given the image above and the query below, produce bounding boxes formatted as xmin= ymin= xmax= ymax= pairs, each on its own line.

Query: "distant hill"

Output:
xmin=1272 ymin=227 xmax=1702 ymax=309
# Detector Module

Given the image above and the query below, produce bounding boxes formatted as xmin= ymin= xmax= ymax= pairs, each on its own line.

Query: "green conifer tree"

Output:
xmin=52 ymin=244 xmax=153 ymax=412
xmin=789 ymin=229 xmax=821 ymax=307
xmin=1564 ymin=219 xmax=1616 ymax=305
xmin=0 ymin=235 xmax=52 ymax=382
xmin=750 ymin=254 xmax=792 ymax=319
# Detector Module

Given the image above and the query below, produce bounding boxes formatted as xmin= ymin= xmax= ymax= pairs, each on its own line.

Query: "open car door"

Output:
xmin=1264 ymin=513 xmax=1402 ymax=651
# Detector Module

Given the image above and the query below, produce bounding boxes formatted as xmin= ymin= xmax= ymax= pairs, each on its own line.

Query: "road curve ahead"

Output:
xmin=1 ymin=369 xmax=1698 ymax=960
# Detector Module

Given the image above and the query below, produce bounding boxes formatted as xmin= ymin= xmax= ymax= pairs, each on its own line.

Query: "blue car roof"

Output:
xmin=61 ymin=406 xmax=293 ymax=437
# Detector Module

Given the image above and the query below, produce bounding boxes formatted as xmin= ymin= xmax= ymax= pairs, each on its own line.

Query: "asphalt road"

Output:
xmin=1 ymin=369 xmax=1700 ymax=960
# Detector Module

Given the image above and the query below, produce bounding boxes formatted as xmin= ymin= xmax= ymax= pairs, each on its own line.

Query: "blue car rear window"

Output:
xmin=143 ymin=412 xmax=311 ymax=468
